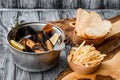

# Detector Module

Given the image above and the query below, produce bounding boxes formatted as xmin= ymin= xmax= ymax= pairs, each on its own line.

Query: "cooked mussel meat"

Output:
xmin=45 ymin=40 xmax=53 ymax=50
xmin=42 ymin=23 xmax=53 ymax=38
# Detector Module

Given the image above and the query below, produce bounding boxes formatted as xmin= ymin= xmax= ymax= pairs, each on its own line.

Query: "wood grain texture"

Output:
xmin=103 ymin=0 xmax=120 ymax=9
xmin=38 ymin=10 xmax=76 ymax=22
xmin=0 ymin=11 xmax=17 ymax=80
xmin=19 ymin=0 xmax=38 ymax=9
xmin=0 ymin=0 xmax=120 ymax=9
xmin=79 ymin=0 xmax=102 ymax=9
xmin=39 ymin=0 xmax=61 ymax=9
xmin=0 ymin=9 xmax=120 ymax=80
xmin=0 ymin=0 xmax=17 ymax=8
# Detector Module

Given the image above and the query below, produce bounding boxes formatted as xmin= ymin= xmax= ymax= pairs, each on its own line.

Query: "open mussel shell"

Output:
xmin=36 ymin=31 xmax=50 ymax=51
xmin=15 ymin=26 xmax=36 ymax=41
xmin=42 ymin=23 xmax=53 ymax=38
xmin=19 ymin=35 xmax=32 ymax=42
xmin=37 ymin=31 xmax=48 ymax=42
xmin=32 ymin=44 xmax=45 ymax=52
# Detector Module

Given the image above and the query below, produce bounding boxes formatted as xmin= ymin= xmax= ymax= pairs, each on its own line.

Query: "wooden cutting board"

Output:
xmin=53 ymin=15 xmax=120 ymax=80
xmin=51 ymin=15 xmax=120 ymax=46
xmin=57 ymin=51 xmax=120 ymax=80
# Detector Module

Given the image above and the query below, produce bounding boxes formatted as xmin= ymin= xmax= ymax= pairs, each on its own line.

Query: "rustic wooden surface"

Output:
xmin=56 ymin=31 xmax=120 ymax=80
xmin=0 ymin=0 xmax=120 ymax=9
xmin=0 ymin=9 xmax=120 ymax=80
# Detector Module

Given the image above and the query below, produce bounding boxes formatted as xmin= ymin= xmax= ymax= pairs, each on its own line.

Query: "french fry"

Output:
xmin=68 ymin=42 xmax=106 ymax=67
xmin=74 ymin=41 xmax=85 ymax=54
xmin=72 ymin=41 xmax=85 ymax=62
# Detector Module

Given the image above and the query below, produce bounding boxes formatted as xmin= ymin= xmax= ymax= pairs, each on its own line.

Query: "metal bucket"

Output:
xmin=7 ymin=22 xmax=65 ymax=72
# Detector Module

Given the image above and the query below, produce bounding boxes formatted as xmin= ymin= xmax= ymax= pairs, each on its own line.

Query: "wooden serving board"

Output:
xmin=52 ymin=15 xmax=120 ymax=80
xmin=51 ymin=15 xmax=120 ymax=46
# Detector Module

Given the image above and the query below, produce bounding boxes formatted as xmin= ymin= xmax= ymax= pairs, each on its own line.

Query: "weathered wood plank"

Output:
xmin=0 ymin=50 xmax=9 ymax=80
xmin=19 ymin=0 xmax=38 ymax=9
xmin=0 ymin=11 xmax=18 ymax=66
xmin=16 ymin=70 xmax=31 ymax=80
xmin=38 ymin=10 xmax=60 ymax=22
xmin=58 ymin=10 xmax=76 ymax=19
xmin=17 ymin=11 xmax=39 ymax=22
xmin=0 ymin=11 xmax=17 ymax=80
xmin=39 ymin=0 xmax=61 ymax=9
xmin=95 ymin=10 xmax=120 ymax=19
xmin=79 ymin=0 xmax=102 ymax=9
xmin=6 ymin=55 xmax=16 ymax=80
xmin=0 ymin=0 xmax=17 ymax=8
xmin=103 ymin=0 xmax=120 ymax=9
xmin=0 ymin=0 xmax=120 ymax=9
xmin=38 ymin=10 xmax=76 ymax=22
xmin=61 ymin=0 xmax=78 ymax=9
xmin=82 ymin=10 xmax=120 ymax=20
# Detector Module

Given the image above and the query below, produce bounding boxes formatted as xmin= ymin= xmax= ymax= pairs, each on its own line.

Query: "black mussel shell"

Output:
xmin=33 ymin=45 xmax=41 ymax=50
xmin=47 ymin=39 xmax=54 ymax=47
xmin=47 ymin=32 xmax=52 ymax=39
xmin=26 ymin=26 xmax=36 ymax=34
xmin=15 ymin=26 xmax=36 ymax=41
xmin=41 ymin=42 xmax=48 ymax=51
xmin=23 ymin=45 xmax=33 ymax=52
xmin=19 ymin=35 xmax=32 ymax=42
xmin=37 ymin=31 xmax=48 ymax=42
xmin=30 ymin=34 xmax=39 ymax=43
xmin=41 ymin=31 xmax=49 ymax=41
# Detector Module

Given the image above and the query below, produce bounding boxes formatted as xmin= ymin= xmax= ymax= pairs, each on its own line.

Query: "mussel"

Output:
xmin=10 ymin=23 xmax=62 ymax=53
xmin=32 ymin=43 xmax=45 ymax=53
xmin=42 ymin=23 xmax=53 ymax=38
xmin=45 ymin=40 xmax=53 ymax=50
xmin=15 ymin=26 xmax=36 ymax=41
xmin=37 ymin=31 xmax=50 ymax=51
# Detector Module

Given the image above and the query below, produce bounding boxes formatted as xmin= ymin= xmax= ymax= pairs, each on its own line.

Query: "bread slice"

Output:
xmin=75 ymin=8 xmax=89 ymax=38
xmin=89 ymin=11 xmax=102 ymax=27
xmin=81 ymin=11 xmax=103 ymax=39
xmin=75 ymin=8 xmax=112 ymax=39
xmin=75 ymin=9 xmax=103 ymax=39
xmin=84 ymin=20 xmax=112 ymax=39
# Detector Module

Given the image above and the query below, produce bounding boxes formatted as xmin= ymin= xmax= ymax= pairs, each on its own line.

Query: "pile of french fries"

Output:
xmin=68 ymin=41 xmax=106 ymax=67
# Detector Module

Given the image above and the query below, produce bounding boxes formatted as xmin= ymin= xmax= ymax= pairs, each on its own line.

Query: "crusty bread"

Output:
xmin=75 ymin=8 xmax=89 ymax=38
xmin=82 ymin=11 xmax=102 ymax=39
xmin=75 ymin=8 xmax=112 ymax=39
xmin=89 ymin=11 xmax=102 ymax=27
xmin=81 ymin=11 xmax=103 ymax=39
xmin=84 ymin=20 xmax=112 ymax=39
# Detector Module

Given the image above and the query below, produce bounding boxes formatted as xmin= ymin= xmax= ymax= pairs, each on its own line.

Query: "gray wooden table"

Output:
xmin=0 ymin=9 xmax=120 ymax=80
xmin=0 ymin=0 xmax=120 ymax=9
